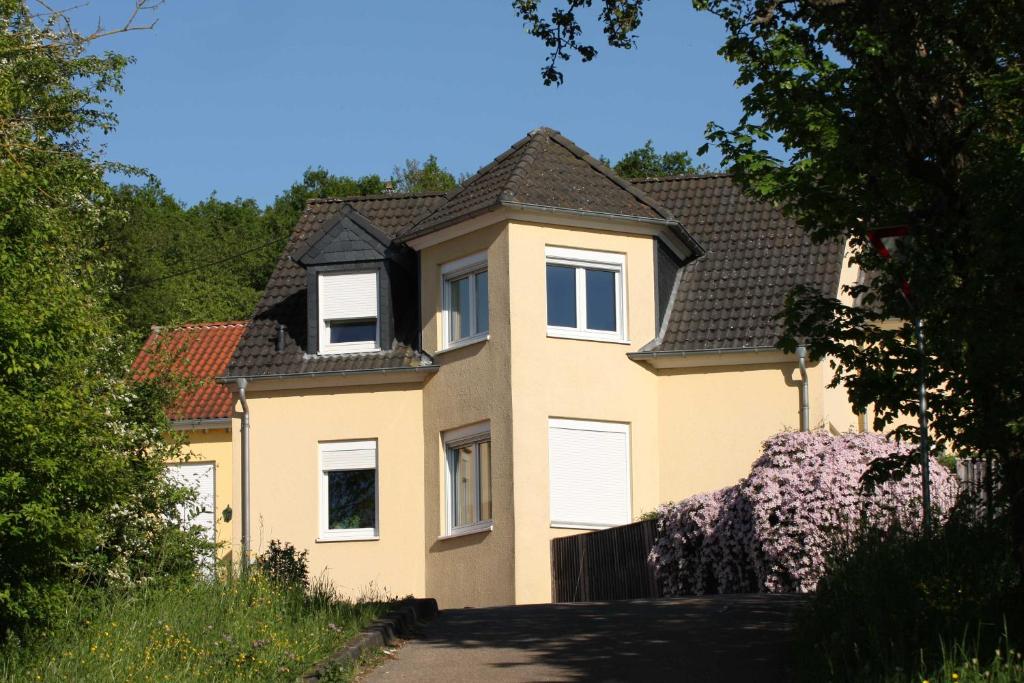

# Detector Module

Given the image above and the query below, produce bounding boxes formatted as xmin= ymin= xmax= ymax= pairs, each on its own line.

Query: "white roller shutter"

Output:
xmin=166 ymin=462 xmax=216 ymax=566
xmin=320 ymin=440 xmax=377 ymax=471
xmin=319 ymin=272 xmax=378 ymax=320
xmin=548 ymin=419 xmax=631 ymax=528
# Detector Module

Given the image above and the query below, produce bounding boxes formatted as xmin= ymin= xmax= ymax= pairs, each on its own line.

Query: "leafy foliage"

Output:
xmin=650 ymin=431 xmax=958 ymax=596
xmin=256 ymin=540 xmax=310 ymax=590
xmin=391 ymin=154 xmax=459 ymax=194
xmin=603 ymin=140 xmax=712 ymax=177
xmin=795 ymin=519 xmax=1021 ymax=681
xmin=0 ymin=1 xmax=207 ymax=637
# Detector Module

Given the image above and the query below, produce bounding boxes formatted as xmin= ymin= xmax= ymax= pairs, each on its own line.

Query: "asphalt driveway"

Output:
xmin=362 ymin=594 xmax=809 ymax=682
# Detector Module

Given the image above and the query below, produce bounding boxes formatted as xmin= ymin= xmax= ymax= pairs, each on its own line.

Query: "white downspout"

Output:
xmin=796 ymin=346 xmax=810 ymax=432
xmin=236 ymin=378 xmax=251 ymax=570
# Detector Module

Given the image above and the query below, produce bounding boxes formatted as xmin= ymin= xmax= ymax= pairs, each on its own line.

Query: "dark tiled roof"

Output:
xmin=635 ymin=175 xmax=845 ymax=353
xmin=223 ymin=195 xmax=442 ymax=379
xmin=399 ymin=127 xmax=682 ymax=240
xmin=132 ymin=321 xmax=248 ymax=421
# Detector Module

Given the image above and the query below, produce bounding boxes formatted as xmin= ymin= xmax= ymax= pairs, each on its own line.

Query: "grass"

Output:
xmin=911 ymin=637 xmax=1024 ymax=683
xmin=0 ymin=573 xmax=391 ymax=682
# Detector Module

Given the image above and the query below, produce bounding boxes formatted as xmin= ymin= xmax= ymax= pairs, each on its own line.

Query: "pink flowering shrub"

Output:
xmin=649 ymin=431 xmax=960 ymax=595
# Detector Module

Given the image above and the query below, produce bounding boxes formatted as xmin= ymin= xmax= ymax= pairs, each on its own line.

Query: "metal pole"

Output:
xmin=796 ymin=345 xmax=810 ymax=432
xmin=915 ymin=316 xmax=931 ymax=535
xmin=237 ymin=378 xmax=251 ymax=571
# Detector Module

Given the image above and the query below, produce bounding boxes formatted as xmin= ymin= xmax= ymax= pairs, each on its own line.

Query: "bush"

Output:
xmin=649 ymin=431 xmax=959 ymax=595
xmin=795 ymin=517 xmax=1022 ymax=681
xmin=256 ymin=540 xmax=310 ymax=589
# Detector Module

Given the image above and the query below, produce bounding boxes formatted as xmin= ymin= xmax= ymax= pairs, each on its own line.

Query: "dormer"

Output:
xmin=294 ymin=204 xmax=417 ymax=356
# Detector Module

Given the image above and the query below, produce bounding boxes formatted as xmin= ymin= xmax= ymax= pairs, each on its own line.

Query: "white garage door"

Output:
xmin=549 ymin=419 xmax=631 ymax=528
xmin=166 ymin=462 xmax=216 ymax=547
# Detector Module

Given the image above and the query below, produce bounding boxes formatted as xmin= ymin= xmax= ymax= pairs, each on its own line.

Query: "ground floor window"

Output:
xmin=444 ymin=422 xmax=492 ymax=537
xmin=548 ymin=418 xmax=631 ymax=529
xmin=319 ymin=440 xmax=378 ymax=541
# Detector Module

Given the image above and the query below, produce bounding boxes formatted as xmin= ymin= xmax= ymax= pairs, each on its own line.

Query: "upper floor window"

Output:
xmin=545 ymin=246 xmax=627 ymax=343
xmin=319 ymin=271 xmax=379 ymax=354
xmin=441 ymin=252 xmax=488 ymax=349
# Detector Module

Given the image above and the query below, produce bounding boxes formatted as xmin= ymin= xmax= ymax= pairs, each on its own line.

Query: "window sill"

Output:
xmin=436 ymin=334 xmax=489 ymax=355
xmin=546 ymin=328 xmax=630 ymax=345
xmin=438 ymin=521 xmax=493 ymax=540
xmin=317 ymin=346 xmax=381 ymax=356
xmin=316 ymin=533 xmax=379 ymax=543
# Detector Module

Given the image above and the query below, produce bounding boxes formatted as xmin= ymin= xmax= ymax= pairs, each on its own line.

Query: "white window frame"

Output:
xmin=441 ymin=421 xmax=493 ymax=539
xmin=318 ymin=439 xmax=379 ymax=542
xmin=544 ymin=246 xmax=628 ymax=344
xmin=441 ymin=252 xmax=489 ymax=351
xmin=548 ymin=418 xmax=632 ymax=529
xmin=318 ymin=271 xmax=380 ymax=355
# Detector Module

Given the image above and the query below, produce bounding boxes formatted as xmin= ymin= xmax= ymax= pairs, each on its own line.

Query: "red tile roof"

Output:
xmin=132 ymin=321 xmax=248 ymax=422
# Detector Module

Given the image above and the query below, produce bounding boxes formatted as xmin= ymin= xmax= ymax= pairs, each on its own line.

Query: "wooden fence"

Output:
xmin=551 ymin=519 xmax=661 ymax=602
xmin=956 ymin=458 xmax=997 ymax=519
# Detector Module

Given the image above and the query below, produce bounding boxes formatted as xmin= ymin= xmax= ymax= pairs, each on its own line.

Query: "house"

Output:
xmin=219 ymin=127 xmax=862 ymax=607
xmin=133 ymin=321 xmax=247 ymax=562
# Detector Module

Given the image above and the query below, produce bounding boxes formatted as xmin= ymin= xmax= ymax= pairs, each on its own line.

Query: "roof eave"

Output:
xmin=170 ymin=417 xmax=231 ymax=431
xmin=216 ymin=363 xmax=439 ymax=385
xmin=628 ymin=345 xmax=797 ymax=369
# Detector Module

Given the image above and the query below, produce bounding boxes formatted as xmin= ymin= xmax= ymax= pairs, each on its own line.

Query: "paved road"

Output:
xmin=363 ymin=594 xmax=808 ymax=682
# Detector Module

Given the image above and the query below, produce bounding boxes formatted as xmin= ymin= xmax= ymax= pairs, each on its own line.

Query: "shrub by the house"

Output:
xmin=649 ymin=431 xmax=960 ymax=595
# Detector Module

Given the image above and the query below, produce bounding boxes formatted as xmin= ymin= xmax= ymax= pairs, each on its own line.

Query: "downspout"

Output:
xmin=796 ymin=345 xmax=810 ymax=432
xmin=236 ymin=378 xmax=251 ymax=570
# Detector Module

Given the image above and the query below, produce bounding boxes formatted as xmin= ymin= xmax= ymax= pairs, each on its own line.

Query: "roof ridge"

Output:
xmin=542 ymin=130 xmax=679 ymax=223
xmin=501 ymin=129 xmax=546 ymax=201
xmin=149 ymin=320 xmax=249 ymax=334
xmin=403 ymin=129 xmax=539 ymax=235
xmin=308 ymin=191 xmax=449 ymax=205
xmin=632 ymin=172 xmax=733 ymax=183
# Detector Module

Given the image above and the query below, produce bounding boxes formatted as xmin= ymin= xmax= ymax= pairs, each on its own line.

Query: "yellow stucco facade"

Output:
xmin=225 ymin=212 xmax=867 ymax=607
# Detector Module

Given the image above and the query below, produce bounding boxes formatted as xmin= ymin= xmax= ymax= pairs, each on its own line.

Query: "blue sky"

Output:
xmin=88 ymin=1 xmax=748 ymax=206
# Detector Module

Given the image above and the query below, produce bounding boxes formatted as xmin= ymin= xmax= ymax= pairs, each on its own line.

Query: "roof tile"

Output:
xmin=637 ymin=175 xmax=844 ymax=352
xmin=132 ymin=321 xmax=247 ymax=421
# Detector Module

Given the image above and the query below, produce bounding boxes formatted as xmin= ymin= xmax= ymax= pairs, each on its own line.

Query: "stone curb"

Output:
xmin=298 ymin=597 xmax=439 ymax=682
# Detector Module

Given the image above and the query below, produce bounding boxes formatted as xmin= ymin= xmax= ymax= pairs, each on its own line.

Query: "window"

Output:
xmin=443 ymin=422 xmax=492 ymax=537
xmin=319 ymin=440 xmax=378 ymax=541
xmin=548 ymin=419 xmax=630 ymax=529
xmin=545 ymin=247 xmax=626 ymax=342
xmin=441 ymin=252 xmax=488 ymax=349
xmin=318 ymin=271 xmax=379 ymax=354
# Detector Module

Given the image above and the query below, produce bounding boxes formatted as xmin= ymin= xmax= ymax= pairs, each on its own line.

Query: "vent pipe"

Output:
xmin=796 ymin=345 xmax=810 ymax=432
xmin=275 ymin=323 xmax=285 ymax=352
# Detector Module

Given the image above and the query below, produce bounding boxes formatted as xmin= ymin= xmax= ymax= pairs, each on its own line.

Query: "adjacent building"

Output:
xmin=133 ymin=321 xmax=247 ymax=562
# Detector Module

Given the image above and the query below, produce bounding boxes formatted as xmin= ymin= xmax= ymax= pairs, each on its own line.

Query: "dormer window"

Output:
xmin=318 ymin=271 xmax=379 ymax=354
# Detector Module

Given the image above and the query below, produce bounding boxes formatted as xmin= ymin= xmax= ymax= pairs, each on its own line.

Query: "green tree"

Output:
xmin=513 ymin=1 xmax=1024 ymax=566
xmin=604 ymin=140 xmax=711 ymax=177
xmin=391 ymin=154 xmax=458 ymax=194
xmin=0 ymin=1 xmax=204 ymax=636
xmin=107 ymin=183 xmax=269 ymax=332
xmin=261 ymin=167 xmax=385 ymax=244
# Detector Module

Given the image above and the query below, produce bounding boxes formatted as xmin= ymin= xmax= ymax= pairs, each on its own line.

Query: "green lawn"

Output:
xmin=0 ymin=575 xmax=390 ymax=682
